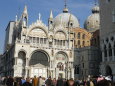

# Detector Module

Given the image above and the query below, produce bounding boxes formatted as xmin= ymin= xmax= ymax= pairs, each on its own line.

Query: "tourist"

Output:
xmin=89 ymin=79 xmax=94 ymax=86
xmin=20 ymin=77 xmax=26 ymax=86
xmin=52 ymin=78 xmax=57 ymax=86
xmin=41 ymin=77 xmax=45 ymax=86
xmin=22 ymin=78 xmax=32 ymax=86
xmin=38 ymin=76 xmax=43 ymax=86
xmin=13 ymin=77 xmax=18 ymax=86
xmin=74 ymin=78 xmax=80 ymax=86
xmin=32 ymin=76 xmax=38 ymax=86
xmin=45 ymin=76 xmax=53 ymax=86
xmin=56 ymin=77 xmax=64 ymax=86
xmin=96 ymin=79 xmax=113 ymax=86
xmin=68 ymin=78 xmax=75 ymax=86
xmin=29 ymin=78 xmax=33 ymax=85
xmin=6 ymin=76 xmax=14 ymax=86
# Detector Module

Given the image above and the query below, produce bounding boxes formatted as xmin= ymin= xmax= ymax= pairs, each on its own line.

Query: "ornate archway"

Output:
xmin=29 ymin=50 xmax=49 ymax=77
xmin=55 ymin=51 xmax=68 ymax=79
xmin=106 ymin=65 xmax=112 ymax=76
xmin=29 ymin=51 xmax=49 ymax=66
xmin=18 ymin=51 xmax=26 ymax=76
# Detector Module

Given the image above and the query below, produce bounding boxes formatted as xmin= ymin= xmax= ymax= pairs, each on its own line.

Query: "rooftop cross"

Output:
xmin=63 ymin=0 xmax=68 ymax=13
xmin=64 ymin=0 xmax=67 ymax=8
xmin=94 ymin=0 xmax=97 ymax=5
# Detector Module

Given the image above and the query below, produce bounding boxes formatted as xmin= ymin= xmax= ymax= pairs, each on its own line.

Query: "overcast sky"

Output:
xmin=0 ymin=0 xmax=96 ymax=54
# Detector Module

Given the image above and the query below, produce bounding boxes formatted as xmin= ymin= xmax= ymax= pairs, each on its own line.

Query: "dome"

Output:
xmin=84 ymin=5 xmax=100 ymax=32
xmin=53 ymin=10 xmax=80 ymax=28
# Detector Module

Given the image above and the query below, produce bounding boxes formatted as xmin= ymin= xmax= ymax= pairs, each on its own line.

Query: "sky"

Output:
xmin=0 ymin=0 xmax=96 ymax=54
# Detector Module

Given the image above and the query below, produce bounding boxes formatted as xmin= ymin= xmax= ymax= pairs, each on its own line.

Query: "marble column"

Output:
xmin=26 ymin=58 xmax=28 ymax=67
xmin=50 ymin=61 xmax=51 ymax=68
xmin=112 ymin=48 xmax=114 ymax=61
xmin=107 ymin=49 xmax=109 ymax=61
xmin=102 ymin=51 xmax=105 ymax=62
xmin=71 ymin=68 xmax=74 ymax=79
xmin=25 ymin=58 xmax=29 ymax=78
xmin=15 ymin=57 xmax=18 ymax=65
xmin=42 ymin=38 xmax=44 ymax=45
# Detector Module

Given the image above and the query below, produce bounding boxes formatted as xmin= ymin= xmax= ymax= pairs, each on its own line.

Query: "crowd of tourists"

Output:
xmin=0 ymin=75 xmax=115 ymax=86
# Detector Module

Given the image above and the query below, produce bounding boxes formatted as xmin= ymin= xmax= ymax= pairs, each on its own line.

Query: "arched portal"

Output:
xmin=29 ymin=51 xmax=49 ymax=77
xmin=55 ymin=52 xmax=68 ymax=79
xmin=29 ymin=51 xmax=49 ymax=66
xmin=105 ymin=65 xmax=112 ymax=76
xmin=18 ymin=51 xmax=26 ymax=76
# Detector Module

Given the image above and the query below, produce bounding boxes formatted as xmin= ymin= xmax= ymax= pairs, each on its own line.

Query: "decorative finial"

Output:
xmin=39 ymin=13 xmax=41 ymax=20
xmin=50 ymin=10 xmax=53 ymax=19
xmin=23 ymin=5 xmax=28 ymax=15
xmin=15 ymin=15 xmax=18 ymax=22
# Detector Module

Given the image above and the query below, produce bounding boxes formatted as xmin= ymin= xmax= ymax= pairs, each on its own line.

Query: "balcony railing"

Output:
xmin=16 ymin=39 xmax=72 ymax=50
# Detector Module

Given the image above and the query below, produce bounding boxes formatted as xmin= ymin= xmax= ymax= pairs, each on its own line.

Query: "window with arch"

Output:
xmin=78 ymin=40 xmax=80 ymax=45
xmin=109 ymin=44 xmax=112 ymax=57
xmin=104 ymin=45 xmax=107 ymax=57
xmin=74 ymin=65 xmax=79 ymax=74
xmin=82 ymin=41 xmax=85 ymax=46
xmin=82 ymin=34 xmax=85 ymax=39
xmin=78 ymin=32 xmax=80 ymax=39
xmin=57 ymin=62 xmax=64 ymax=71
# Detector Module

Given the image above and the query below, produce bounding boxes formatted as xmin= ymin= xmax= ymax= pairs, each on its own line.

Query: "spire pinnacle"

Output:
xmin=15 ymin=15 xmax=18 ymax=22
xmin=38 ymin=13 xmax=41 ymax=20
xmin=23 ymin=5 xmax=28 ymax=15
xmin=50 ymin=10 xmax=53 ymax=19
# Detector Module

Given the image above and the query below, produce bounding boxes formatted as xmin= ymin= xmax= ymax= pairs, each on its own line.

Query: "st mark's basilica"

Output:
xmin=0 ymin=2 xmax=101 ymax=80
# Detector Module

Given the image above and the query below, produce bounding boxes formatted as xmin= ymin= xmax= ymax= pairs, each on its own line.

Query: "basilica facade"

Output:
xmin=0 ymin=3 xmax=101 ymax=79
xmin=1 ymin=6 xmax=80 ymax=79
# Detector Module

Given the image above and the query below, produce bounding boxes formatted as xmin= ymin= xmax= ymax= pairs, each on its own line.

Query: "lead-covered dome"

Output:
xmin=84 ymin=5 xmax=100 ymax=32
xmin=53 ymin=8 xmax=80 ymax=28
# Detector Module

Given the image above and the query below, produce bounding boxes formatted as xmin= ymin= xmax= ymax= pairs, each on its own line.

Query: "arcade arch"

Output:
xmin=18 ymin=51 xmax=26 ymax=76
xmin=29 ymin=50 xmax=49 ymax=77
xmin=105 ymin=65 xmax=112 ymax=76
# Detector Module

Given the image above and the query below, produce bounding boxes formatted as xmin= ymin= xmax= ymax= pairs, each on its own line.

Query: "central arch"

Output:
xmin=29 ymin=50 xmax=49 ymax=66
xmin=29 ymin=50 xmax=49 ymax=77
